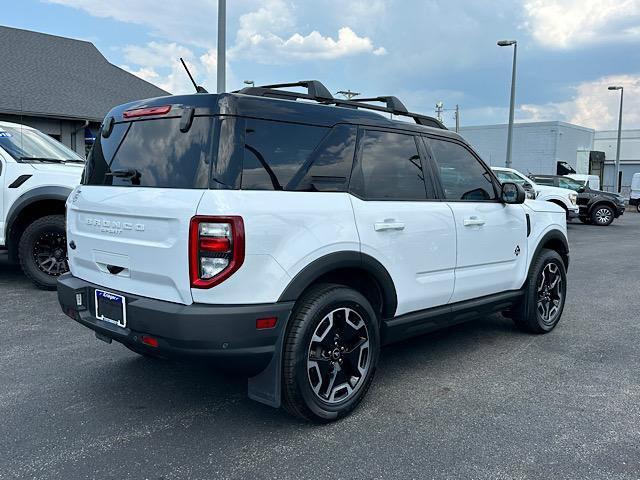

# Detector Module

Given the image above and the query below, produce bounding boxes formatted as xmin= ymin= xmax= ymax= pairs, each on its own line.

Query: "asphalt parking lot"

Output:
xmin=1 ymin=213 xmax=639 ymax=480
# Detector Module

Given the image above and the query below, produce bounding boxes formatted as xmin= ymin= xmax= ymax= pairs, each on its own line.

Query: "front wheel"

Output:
xmin=512 ymin=249 xmax=567 ymax=334
xmin=591 ymin=205 xmax=614 ymax=226
xmin=282 ymin=284 xmax=380 ymax=422
xmin=18 ymin=214 xmax=69 ymax=290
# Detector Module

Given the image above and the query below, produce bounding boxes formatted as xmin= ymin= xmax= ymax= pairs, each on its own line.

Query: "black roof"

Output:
xmin=0 ymin=26 xmax=169 ymax=122
xmin=106 ymin=91 xmax=462 ymax=141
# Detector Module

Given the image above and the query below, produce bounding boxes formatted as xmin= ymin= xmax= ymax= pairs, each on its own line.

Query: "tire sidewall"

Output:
xmin=18 ymin=215 xmax=67 ymax=289
xmin=526 ymin=250 xmax=567 ymax=332
xmin=290 ymin=288 xmax=380 ymax=421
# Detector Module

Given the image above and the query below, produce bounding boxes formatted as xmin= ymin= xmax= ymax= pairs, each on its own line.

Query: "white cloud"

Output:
xmin=230 ymin=0 xmax=386 ymax=63
xmin=523 ymin=0 xmax=640 ymax=48
xmin=517 ymin=74 xmax=640 ymax=129
xmin=120 ymin=42 xmax=233 ymax=95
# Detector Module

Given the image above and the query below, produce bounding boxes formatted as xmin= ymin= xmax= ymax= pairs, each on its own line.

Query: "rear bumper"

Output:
xmin=57 ymin=273 xmax=294 ymax=374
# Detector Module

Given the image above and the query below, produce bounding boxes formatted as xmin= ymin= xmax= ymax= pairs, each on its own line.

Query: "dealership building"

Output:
xmin=0 ymin=26 xmax=168 ymax=156
xmin=460 ymin=122 xmax=640 ymax=194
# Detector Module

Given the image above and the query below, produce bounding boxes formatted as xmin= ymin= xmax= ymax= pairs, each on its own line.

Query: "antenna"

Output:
xmin=179 ymin=58 xmax=208 ymax=94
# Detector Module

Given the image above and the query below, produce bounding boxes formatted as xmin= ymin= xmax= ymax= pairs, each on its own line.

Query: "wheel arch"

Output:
xmin=587 ymin=199 xmax=616 ymax=215
xmin=5 ymin=186 xmax=71 ymax=255
xmin=547 ymin=198 xmax=568 ymax=212
xmin=278 ymin=251 xmax=398 ymax=319
xmin=530 ymin=229 xmax=569 ymax=273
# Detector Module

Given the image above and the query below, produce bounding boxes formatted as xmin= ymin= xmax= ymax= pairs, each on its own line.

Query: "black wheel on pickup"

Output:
xmin=512 ymin=249 xmax=567 ymax=334
xmin=282 ymin=284 xmax=380 ymax=422
xmin=18 ymin=214 xmax=69 ymax=290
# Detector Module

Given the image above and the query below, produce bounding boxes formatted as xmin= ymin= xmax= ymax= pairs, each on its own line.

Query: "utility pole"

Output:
xmin=454 ymin=104 xmax=460 ymax=133
xmin=336 ymin=90 xmax=360 ymax=100
xmin=217 ymin=0 xmax=226 ymax=93
xmin=435 ymin=102 xmax=444 ymax=122
xmin=498 ymin=40 xmax=518 ymax=168
xmin=608 ymin=85 xmax=624 ymax=193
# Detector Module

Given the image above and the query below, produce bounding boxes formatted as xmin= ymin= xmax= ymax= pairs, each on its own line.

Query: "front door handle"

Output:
xmin=463 ymin=216 xmax=486 ymax=227
xmin=374 ymin=221 xmax=405 ymax=232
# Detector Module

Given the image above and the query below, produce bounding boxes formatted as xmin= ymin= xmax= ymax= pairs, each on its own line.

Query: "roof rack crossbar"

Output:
xmin=244 ymin=80 xmax=334 ymax=100
xmin=349 ymin=96 xmax=409 ymax=114
xmin=234 ymin=80 xmax=446 ymax=130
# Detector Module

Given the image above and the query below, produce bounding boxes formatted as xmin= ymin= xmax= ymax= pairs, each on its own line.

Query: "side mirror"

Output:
xmin=501 ymin=182 xmax=526 ymax=204
xmin=578 ymin=186 xmax=586 ymax=193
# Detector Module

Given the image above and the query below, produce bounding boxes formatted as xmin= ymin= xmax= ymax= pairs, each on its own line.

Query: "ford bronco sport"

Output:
xmin=58 ymin=81 xmax=569 ymax=422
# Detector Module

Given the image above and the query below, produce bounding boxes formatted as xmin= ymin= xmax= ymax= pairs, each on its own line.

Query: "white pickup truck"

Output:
xmin=0 ymin=121 xmax=83 ymax=288
xmin=492 ymin=167 xmax=579 ymax=220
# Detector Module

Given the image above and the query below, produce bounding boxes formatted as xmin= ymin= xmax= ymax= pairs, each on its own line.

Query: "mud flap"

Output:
xmin=247 ymin=321 xmax=287 ymax=408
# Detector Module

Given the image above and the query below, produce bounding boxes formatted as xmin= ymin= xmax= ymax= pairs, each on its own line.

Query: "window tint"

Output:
xmin=350 ymin=130 xmax=427 ymax=200
xmin=430 ymin=139 xmax=497 ymax=201
xmin=84 ymin=117 xmax=214 ymax=188
xmin=293 ymin=124 xmax=357 ymax=192
xmin=241 ymin=119 xmax=328 ymax=190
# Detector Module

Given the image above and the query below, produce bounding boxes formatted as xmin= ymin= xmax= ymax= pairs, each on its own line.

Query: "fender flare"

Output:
xmin=278 ymin=251 xmax=398 ymax=319
xmin=530 ymin=229 xmax=570 ymax=272
xmin=5 ymin=186 xmax=72 ymax=245
xmin=587 ymin=199 xmax=616 ymax=215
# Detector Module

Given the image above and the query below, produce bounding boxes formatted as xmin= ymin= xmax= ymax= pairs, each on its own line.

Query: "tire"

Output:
xmin=590 ymin=204 xmax=615 ymax=226
xmin=637 ymin=204 xmax=640 ymax=213
xmin=18 ymin=214 xmax=69 ymax=290
xmin=579 ymin=216 xmax=592 ymax=225
xmin=512 ymin=249 xmax=567 ymax=334
xmin=282 ymin=284 xmax=380 ymax=423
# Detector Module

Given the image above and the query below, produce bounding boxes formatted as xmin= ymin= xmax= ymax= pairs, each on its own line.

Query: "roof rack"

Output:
xmin=235 ymin=80 xmax=446 ymax=130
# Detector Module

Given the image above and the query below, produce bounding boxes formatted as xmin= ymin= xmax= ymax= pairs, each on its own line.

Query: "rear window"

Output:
xmin=84 ymin=117 xmax=215 ymax=188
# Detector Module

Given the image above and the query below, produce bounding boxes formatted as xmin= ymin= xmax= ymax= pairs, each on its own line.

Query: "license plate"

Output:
xmin=95 ymin=289 xmax=127 ymax=328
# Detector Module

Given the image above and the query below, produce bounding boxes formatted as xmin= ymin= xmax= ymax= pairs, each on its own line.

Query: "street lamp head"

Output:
xmin=608 ymin=86 xmax=623 ymax=91
xmin=244 ymin=80 xmax=255 ymax=86
xmin=497 ymin=40 xmax=517 ymax=47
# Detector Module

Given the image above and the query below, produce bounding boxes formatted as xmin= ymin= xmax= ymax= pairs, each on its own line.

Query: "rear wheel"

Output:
xmin=637 ymin=204 xmax=640 ymax=213
xmin=282 ymin=284 xmax=380 ymax=422
xmin=18 ymin=215 xmax=68 ymax=290
xmin=591 ymin=205 xmax=614 ymax=226
xmin=512 ymin=249 xmax=567 ymax=334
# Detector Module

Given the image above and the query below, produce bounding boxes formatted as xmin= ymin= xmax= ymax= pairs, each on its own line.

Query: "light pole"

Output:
xmin=498 ymin=40 xmax=517 ymax=168
xmin=608 ymin=85 xmax=624 ymax=193
xmin=217 ymin=0 xmax=226 ymax=93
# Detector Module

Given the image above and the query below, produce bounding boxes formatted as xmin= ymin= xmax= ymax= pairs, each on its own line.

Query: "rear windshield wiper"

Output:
xmin=105 ymin=168 xmax=142 ymax=185
xmin=18 ymin=156 xmax=65 ymax=163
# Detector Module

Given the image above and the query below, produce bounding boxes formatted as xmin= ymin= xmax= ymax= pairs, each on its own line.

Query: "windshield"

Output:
xmin=0 ymin=125 xmax=84 ymax=162
xmin=494 ymin=170 xmax=532 ymax=187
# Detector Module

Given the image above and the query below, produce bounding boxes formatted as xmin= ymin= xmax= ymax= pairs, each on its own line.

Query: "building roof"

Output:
xmin=0 ymin=26 xmax=169 ymax=122
xmin=461 ymin=120 xmax=595 ymax=133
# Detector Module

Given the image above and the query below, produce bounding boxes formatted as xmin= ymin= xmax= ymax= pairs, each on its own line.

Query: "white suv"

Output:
xmin=492 ymin=167 xmax=579 ymax=220
xmin=57 ymin=81 xmax=570 ymax=422
xmin=0 ymin=121 xmax=83 ymax=288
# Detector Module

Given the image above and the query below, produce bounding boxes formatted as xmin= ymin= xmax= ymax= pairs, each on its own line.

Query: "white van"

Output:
xmin=630 ymin=173 xmax=640 ymax=212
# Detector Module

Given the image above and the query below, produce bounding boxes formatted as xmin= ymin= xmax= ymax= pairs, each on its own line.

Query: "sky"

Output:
xmin=3 ymin=0 xmax=640 ymax=130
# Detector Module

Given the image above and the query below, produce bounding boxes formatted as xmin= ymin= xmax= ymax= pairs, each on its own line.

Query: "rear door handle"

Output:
xmin=463 ymin=216 xmax=486 ymax=227
xmin=374 ymin=221 xmax=405 ymax=232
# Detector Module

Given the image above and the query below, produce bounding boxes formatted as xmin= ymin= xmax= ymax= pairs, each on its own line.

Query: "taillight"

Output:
xmin=189 ymin=216 xmax=245 ymax=288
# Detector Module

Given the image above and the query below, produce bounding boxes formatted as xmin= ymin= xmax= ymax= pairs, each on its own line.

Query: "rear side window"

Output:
xmin=534 ymin=177 xmax=555 ymax=186
xmin=429 ymin=139 xmax=497 ymax=201
xmin=241 ymin=119 xmax=328 ymax=190
xmin=84 ymin=117 xmax=215 ymax=188
xmin=350 ymin=130 xmax=427 ymax=201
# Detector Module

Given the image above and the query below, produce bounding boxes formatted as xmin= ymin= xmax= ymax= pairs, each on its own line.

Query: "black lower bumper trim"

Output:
xmin=57 ymin=273 xmax=294 ymax=374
